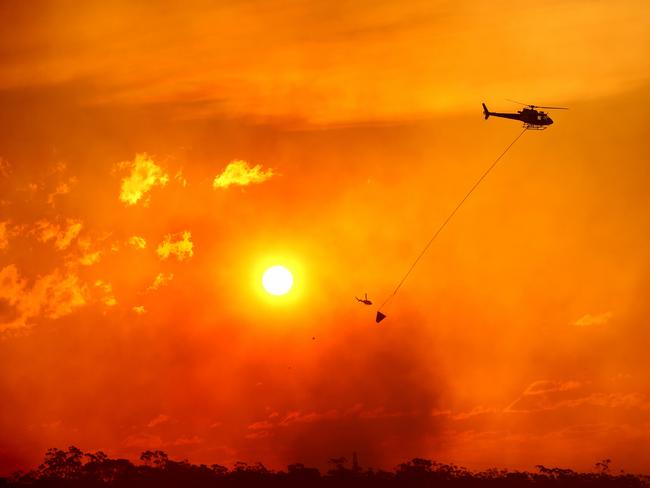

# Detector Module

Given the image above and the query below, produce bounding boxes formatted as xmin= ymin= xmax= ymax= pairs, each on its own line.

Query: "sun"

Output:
xmin=262 ymin=265 xmax=294 ymax=296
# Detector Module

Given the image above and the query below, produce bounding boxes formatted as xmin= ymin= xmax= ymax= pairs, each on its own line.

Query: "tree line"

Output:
xmin=2 ymin=446 xmax=648 ymax=487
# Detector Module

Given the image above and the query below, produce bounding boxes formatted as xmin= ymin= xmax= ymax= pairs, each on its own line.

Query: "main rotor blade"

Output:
xmin=506 ymin=98 xmax=529 ymax=106
xmin=506 ymin=99 xmax=569 ymax=110
xmin=535 ymin=105 xmax=569 ymax=110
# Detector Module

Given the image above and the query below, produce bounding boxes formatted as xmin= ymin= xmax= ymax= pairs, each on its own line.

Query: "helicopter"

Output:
xmin=482 ymin=100 xmax=568 ymax=130
xmin=356 ymin=293 xmax=372 ymax=306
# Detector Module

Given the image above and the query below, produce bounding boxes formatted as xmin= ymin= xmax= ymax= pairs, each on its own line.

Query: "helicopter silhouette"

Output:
xmin=483 ymin=100 xmax=568 ymax=130
xmin=356 ymin=293 xmax=372 ymax=305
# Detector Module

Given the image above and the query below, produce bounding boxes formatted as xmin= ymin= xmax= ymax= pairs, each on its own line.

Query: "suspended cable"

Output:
xmin=376 ymin=128 xmax=527 ymax=322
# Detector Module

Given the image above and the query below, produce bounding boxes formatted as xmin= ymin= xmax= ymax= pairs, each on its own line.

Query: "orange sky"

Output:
xmin=1 ymin=0 xmax=649 ymax=475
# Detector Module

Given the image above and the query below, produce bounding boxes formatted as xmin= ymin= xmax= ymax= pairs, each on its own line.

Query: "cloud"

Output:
xmin=174 ymin=169 xmax=188 ymax=187
xmin=133 ymin=305 xmax=146 ymax=314
xmin=78 ymin=251 xmax=102 ymax=266
xmin=509 ymin=391 xmax=650 ymax=414
xmin=73 ymin=234 xmax=112 ymax=267
xmin=212 ymin=160 xmax=273 ymax=189
xmin=277 ymin=410 xmax=340 ymax=427
xmin=572 ymin=311 xmax=613 ymax=327
xmin=147 ymin=414 xmax=170 ymax=428
xmin=0 ymin=157 xmax=9 ymax=178
xmin=0 ymin=222 xmax=8 ymax=250
xmin=128 ymin=235 xmax=147 ymax=249
xmin=504 ymin=380 xmax=649 ymax=414
xmin=123 ymin=432 xmax=201 ymax=448
xmin=47 ymin=179 xmax=76 ymax=205
xmin=0 ymin=265 xmax=87 ymax=332
xmin=451 ymin=405 xmax=499 ymax=420
xmin=149 ymin=272 xmax=174 ymax=290
xmin=118 ymin=153 xmax=169 ymax=206
xmin=245 ymin=405 xmax=413 ymax=440
xmin=523 ymin=380 xmax=582 ymax=396
xmin=505 ymin=380 xmax=583 ymax=413
xmin=156 ymin=232 xmax=193 ymax=261
xmin=430 ymin=409 xmax=452 ymax=417
xmin=247 ymin=420 xmax=274 ymax=431
xmin=94 ymin=280 xmax=117 ymax=307
xmin=34 ymin=219 xmax=83 ymax=250
xmin=561 ymin=392 xmax=650 ymax=410
xmin=0 ymin=265 xmax=25 ymax=308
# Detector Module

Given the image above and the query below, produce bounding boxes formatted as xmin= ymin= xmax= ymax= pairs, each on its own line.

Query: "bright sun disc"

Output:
xmin=262 ymin=265 xmax=293 ymax=296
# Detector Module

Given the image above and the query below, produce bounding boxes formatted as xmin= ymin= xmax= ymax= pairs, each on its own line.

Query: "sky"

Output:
xmin=1 ymin=0 xmax=650 ymax=475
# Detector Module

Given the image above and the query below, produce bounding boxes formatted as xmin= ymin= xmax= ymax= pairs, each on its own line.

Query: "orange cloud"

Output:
xmin=78 ymin=251 xmax=102 ymax=266
xmin=127 ymin=235 xmax=147 ymax=249
xmin=133 ymin=305 xmax=146 ymax=314
xmin=0 ymin=221 xmax=8 ymax=250
xmin=94 ymin=280 xmax=116 ymax=307
xmin=523 ymin=380 xmax=582 ymax=396
xmin=212 ymin=160 xmax=273 ymax=189
xmin=47 ymin=179 xmax=76 ymax=205
xmin=451 ymin=406 xmax=499 ymax=420
xmin=118 ymin=154 xmax=169 ymax=206
xmin=175 ymin=169 xmax=188 ymax=187
xmin=34 ymin=219 xmax=83 ymax=250
xmin=73 ymin=235 xmax=109 ymax=267
xmin=147 ymin=414 xmax=170 ymax=428
xmin=572 ymin=312 xmax=613 ymax=327
xmin=0 ymin=265 xmax=87 ymax=332
xmin=0 ymin=265 xmax=25 ymax=308
xmin=156 ymin=232 xmax=193 ymax=261
xmin=0 ymin=157 xmax=9 ymax=178
xmin=562 ymin=392 xmax=650 ymax=410
xmin=149 ymin=272 xmax=174 ymax=290
xmin=245 ymin=405 xmax=412 ymax=441
xmin=502 ymin=380 xmax=649 ymax=415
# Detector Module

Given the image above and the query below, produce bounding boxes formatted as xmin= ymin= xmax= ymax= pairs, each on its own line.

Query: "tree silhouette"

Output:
xmin=3 ymin=446 xmax=649 ymax=487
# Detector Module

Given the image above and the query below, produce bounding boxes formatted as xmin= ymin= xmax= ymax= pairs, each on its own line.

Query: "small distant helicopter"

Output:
xmin=356 ymin=293 xmax=372 ymax=305
xmin=482 ymin=100 xmax=568 ymax=130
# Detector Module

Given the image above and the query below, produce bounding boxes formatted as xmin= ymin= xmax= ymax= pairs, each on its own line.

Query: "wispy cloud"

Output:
xmin=78 ymin=251 xmax=102 ymax=266
xmin=94 ymin=280 xmax=116 ymax=307
xmin=118 ymin=154 xmax=169 ymax=206
xmin=0 ymin=222 xmax=8 ymax=251
xmin=156 ymin=232 xmax=193 ymax=261
xmin=34 ymin=219 xmax=83 ymax=250
xmin=451 ymin=405 xmax=499 ymax=420
xmin=245 ymin=404 xmax=413 ymax=439
xmin=0 ymin=265 xmax=87 ymax=332
xmin=127 ymin=235 xmax=147 ymax=249
xmin=47 ymin=179 xmax=76 ymax=206
xmin=572 ymin=312 xmax=613 ymax=327
xmin=523 ymin=380 xmax=582 ymax=396
xmin=505 ymin=380 xmax=583 ymax=413
xmin=147 ymin=414 xmax=170 ymax=428
xmin=560 ymin=392 xmax=650 ymax=410
xmin=0 ymin=157 xmax=9 ymax=178
xmin=504 ymin=379 xmax=649 ymax=414
xmin=123 ymin=432 xmax=201 ymax=448
xmin=149 ymin=272 xmax=174 ymax=290
xmin=212 ymin=160 xmax=273 ymax=189
xmin=74 ymin=234 xmax=112 ymax=267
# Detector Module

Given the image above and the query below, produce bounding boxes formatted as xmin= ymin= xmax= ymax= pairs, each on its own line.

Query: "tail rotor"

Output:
xmin=482 ymin=103 xmax=490 ymax=120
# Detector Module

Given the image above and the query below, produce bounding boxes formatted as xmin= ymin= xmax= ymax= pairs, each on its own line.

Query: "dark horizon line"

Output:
xmin=3 ymin=445 xmax=649 ymax=487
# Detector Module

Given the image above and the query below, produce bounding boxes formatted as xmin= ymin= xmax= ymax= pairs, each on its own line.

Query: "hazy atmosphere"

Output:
xmin=1 ymin=0 xmax=649 ymax=476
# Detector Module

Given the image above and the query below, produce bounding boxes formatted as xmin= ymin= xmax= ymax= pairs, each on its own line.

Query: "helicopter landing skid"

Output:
xmin=523 ymin=123 xmax=547 ymax=130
